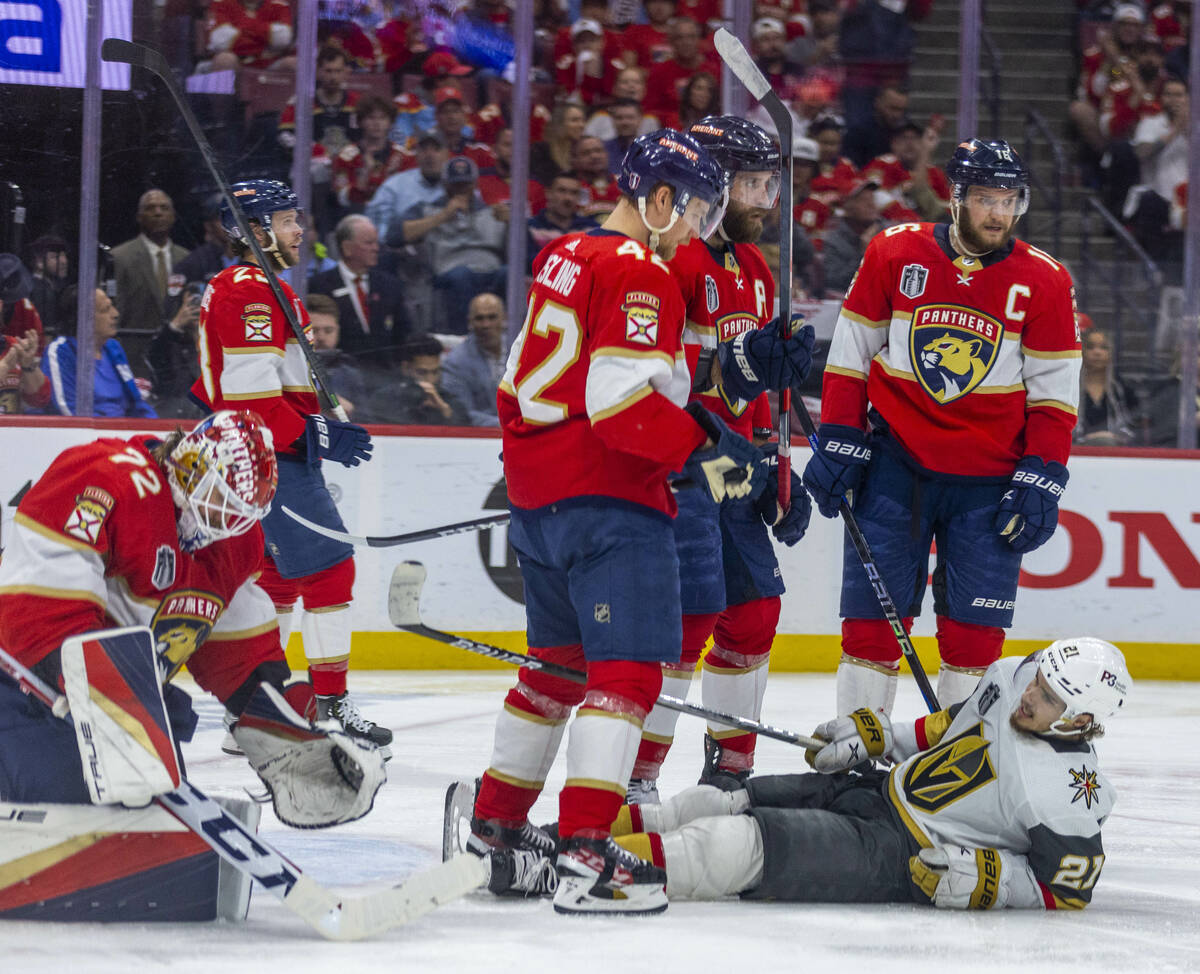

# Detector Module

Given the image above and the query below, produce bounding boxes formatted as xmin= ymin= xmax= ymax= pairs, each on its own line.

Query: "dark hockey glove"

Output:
xmin=993 ymin=456 xmax=1068 ymax=554
xmin=304 ymin=413 xmax=373 ymax=467
xmin=754 ymin=463 xmax=811 ymax=546
xmin=716 ymin=318 xmax=816 ymax=403
xmin=681 ymin=403 xmax=767 ymax=504
xmin=801 ymin=424 xmax=872 ymax=518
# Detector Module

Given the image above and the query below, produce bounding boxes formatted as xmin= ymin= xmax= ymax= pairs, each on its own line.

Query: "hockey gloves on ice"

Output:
xmin=681 ymin=403 xmax=767 ymax=504
xmin=304 ymin=413 xmax=373 ymax=467
xmin=715 ymin=317 xmax=816 ymax=404
xmin=909 ymin=846 xmax=1013 ymax=909
xmin=801 ymin=424 xmax=872 ymax=518
xmin=806 ymin=708 xmax=894 ymax=773
xmin=754 ymin=463 xmax=811 ymax=546
xmin=994 ymin=456 xmax=1068 ymax=554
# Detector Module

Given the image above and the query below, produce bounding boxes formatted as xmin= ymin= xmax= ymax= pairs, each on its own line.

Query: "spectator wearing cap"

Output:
xmin=556 ymin=18 xmax=624 ymax=105
xmin=841 ymin=83 xmax=909 ymax=168
xmin=398 ymin=156 xmax=509 ymax=333
xmin=530 ymin=101 xmax=588 ymax=186
xmin=202 ymin=0 xmax=295 ymax=74
xmin=430 ymin=86 xmax=498 ymax=170
xmin=527 ymin=171 xmax=599 ymax=272
xmin=572 ymin=137 xmax=622 ymax=219
xmin=366 ymin=335 xmax=469 ymax=426
xmin=310 ymin=213 xmax=413 ymax=358
xmin=752 ymin=17 xmax=803 ymax=94
xmin=440 ymin=291 xmax=509 ymax=427
xmin=810 ymin=115 xmax=860 ymax=208
xmin=25 ymin=236 xmax=68 ymax=336
xmin=862 ymin=116 xmax=951 ymax=224
xmin=823 ymin=178 xmax=882 ymax=292
xmin=551 ymin=0 xmax=627 ymax=75
xmin=477 ymin=128 xmax=548 ymax=216
xmin=43 ymin=285 xmax=156 ymax=418
xmin=110 ymin=189 xmax=190 ymax=333
xmin=0 ymin=254 xmax=49 ymax=414
xmin=791 ymin=136 xmax=832 ymax=252
xmin=306 ymin=292 xmax=368 ymax=421
xmin=333 ymin=95 xmax=415 ymax=214
xmin=602 ymin=98 xmax=648 ymax=174
xmin=644 ymin=17 xmax=721 ymax=116
xmin=387 ymin=50 xmax=473 ymax=148
xmin=623 ymin=0 xmax=677 ymax=67
xmin=367 ymin=130 xmax=451 ymax=242
xmin=583 ymin=68 xmax=664 ymax=140
xmin=1069 ymin=4 xmax=1150 ymax=158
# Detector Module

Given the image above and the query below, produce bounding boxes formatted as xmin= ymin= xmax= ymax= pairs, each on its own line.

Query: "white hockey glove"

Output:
xmin=806 ymin=708 xmax=894 ymax=773
xmin=909 ymin=846 xmax=1011 ymax=910
xmin=232 ymin=683 xmax=386 ymax=829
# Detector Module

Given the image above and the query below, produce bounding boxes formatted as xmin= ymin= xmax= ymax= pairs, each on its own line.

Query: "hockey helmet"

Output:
xmin=1037 ymin=637 xmax=1131 ymax=735
xmin=166 ymin=410 xmax=277 ymax=552
xmin=617 ymin=129 xmax=730 ymax=243
xmin=945 ymin=138 xmax=1030 ymax=216
xmin=688 ymin=116 xmax=781 ymax=208
xmin=220 ymin=180 xmax=301 ymax=240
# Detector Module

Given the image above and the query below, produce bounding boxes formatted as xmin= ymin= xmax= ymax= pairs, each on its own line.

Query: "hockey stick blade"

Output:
xmin=713 ymin=29 xmax=771 ymax=100
xmin=100 ymin=37 xmax=161 ymax=71
xmin=388 ymin=563 xmax=824 ymax=750
xmin=284 ymin=506 xmax=510 ymax=549
xmin=0 ymin=643 xmax=485 ymax=939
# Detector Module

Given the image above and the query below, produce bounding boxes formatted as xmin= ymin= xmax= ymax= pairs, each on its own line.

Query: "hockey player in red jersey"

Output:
xmin=628 ymin=116 xmax=817 ymax=801
xmin=802 ymin=139 xmax=1080 ymax=714
xmin=468 ymin=129 xmax=768 ymax=915
xmin=190 ymin=180 xmax=390 ymax=751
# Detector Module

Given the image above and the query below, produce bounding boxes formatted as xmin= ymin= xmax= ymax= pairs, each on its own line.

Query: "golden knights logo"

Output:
xmin=902 ymin=722 xmax=996 ymax=813
xmin=909 ymin=304 xmax=1004 ymax=404
xmin=1068 ymin=765 xmax=1102 ymax=809
xmin=152 ymin=589 xmax=226 ymax=680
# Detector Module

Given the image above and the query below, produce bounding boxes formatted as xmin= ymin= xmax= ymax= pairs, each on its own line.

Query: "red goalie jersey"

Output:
xmin=498 ymin=230 xmax=707 ymax=517
xmin=821 ymin=222 xmax=1080 ymax=477
xmin=0 ymin=436 xmax=283 ymax=703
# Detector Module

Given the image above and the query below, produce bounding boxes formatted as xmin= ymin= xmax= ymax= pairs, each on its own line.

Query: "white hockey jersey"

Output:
xmin=887 ymin=655 xmax=1113 ymax=909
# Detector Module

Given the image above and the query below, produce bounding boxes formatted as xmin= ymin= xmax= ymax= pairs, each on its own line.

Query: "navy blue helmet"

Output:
xmin=688 ymin=115 xmax=781 ymax=208
xmin=945 ymin=138 xmax=1030 ymax=214
xmin=617 ymin=129 xmax=729 ymax=238
xmin=221 ymin=180 xmax=301 ymax=240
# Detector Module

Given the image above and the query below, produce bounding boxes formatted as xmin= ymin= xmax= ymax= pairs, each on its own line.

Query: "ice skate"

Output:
xmin=553 ymin=834 xmax=668 ymax=915
xmin=316 ymin=691 xmax=393 ymax=755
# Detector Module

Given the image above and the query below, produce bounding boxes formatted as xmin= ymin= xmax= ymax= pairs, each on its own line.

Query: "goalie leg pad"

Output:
xmin=232 ymin=682 xmax=386 ymax=829
xmin=61 ymin=626 xmax=181 ymax=806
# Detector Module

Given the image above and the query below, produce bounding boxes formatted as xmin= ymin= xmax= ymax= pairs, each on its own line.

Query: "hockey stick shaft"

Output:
xmin=282 ymin=506 xmax=511 ymax=548
xmin=713 ymin=28 xmax=793 ymax=510
xmin=0 ymin=643 xmax=485 ymax=939
xmin=387 ymin=562 xmax=824 ymax=750
xmin=99 ymin=38 xmax=347 ymax=421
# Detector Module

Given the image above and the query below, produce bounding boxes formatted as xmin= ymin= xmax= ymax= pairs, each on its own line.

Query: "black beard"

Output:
xmin=721 ymin=203 xmax=766 ymax=244
xmin=956 ymin=209 xmax=1014 ymax=254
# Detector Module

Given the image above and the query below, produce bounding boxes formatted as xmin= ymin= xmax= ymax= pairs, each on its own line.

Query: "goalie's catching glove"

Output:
xmin=232 ymin=682 xmax=386 ymax=829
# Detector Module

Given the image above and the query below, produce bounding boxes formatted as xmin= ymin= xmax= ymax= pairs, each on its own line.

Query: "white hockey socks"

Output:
xmin=836 ymin=653 xmax=898 ymax=717
xmin=701 ymin=643 xmax=770 ymax=771
xmin=632 ymin=668 xmax=694 ymax=780
xmin=485 ymin=681 xmax=571 ymax=796
xmin=937 ymin=663 xmax=986 ymax=707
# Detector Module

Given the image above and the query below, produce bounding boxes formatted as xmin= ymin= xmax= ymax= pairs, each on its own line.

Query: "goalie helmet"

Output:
xmin=617 ymin=129 xmax=729 ymax=245
xmin=688 ymin=116 xmax=781 ymax=208
xmin=166 ymin=410 xmax=277 ymax=552
xmin=220 ymin=179 xmax=300 ymax=241
xmin=1037 ymin=637 xmax=1131 ymax=734
xmin=945 ymin=138 xmax=1030 ymax=216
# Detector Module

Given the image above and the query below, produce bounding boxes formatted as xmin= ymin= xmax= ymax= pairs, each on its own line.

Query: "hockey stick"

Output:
xmin=99 ymin=37 xmax=347 ymax=422
xmin=387 ymin=561 xmax=824 ymax=750
xmin=0 ymin=643 xmax=486 ymax=939
xmin=283 ymin=506 xmax=510 ymax=549
xmin=713 ymin=28 xmax=794 ymax=511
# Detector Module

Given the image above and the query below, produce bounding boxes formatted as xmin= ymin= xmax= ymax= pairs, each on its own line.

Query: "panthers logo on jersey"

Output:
xmin=151 ymin=589 xmax=226 ymax=680
xmin=909 ymin=304 xmax=1004 ymax=404
xmin=901 ymin=722 xmax=996 ymax=813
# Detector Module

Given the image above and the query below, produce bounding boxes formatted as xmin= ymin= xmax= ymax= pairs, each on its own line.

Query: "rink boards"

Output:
xmin=1 ymin=417 xmax=1198 ymax=680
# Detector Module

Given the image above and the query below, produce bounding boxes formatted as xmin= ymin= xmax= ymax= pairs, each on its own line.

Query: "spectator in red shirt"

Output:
xmin=477 ymin=128 xmax=548 ymax=216
xmin=1100 ymin=40 xmax=1167 ymax=144
xmin=431 ymin=87 xmax=498 ymax=171
xmin=810 ymin=115 xmax=861 ymax=208
xmin=644 ymin=17 xmax=721 ymax=116
xmin=1070 ymin=3 xmax=1150 ymax=155
xmin=556 ymin=19 xmax=625 ymax=105
xmin=862 ymin=117 xmax=951 ymax=224
xmin=552 ymin=0 xmax=628 ymax=72
xmin=333 ymin=96 xmax=415 ymax=213
xmin=676 ymin=0 xmax=722 ymax=33
xmin=529 ymin=101 xmax=587 ymax=186
xmin=203 ymin=0 xmax=294 ymax=73
xmin=792 ymin=136 xmax=832 ymax=252
xmin=1152 ymin=1 xmax=1190 ymax=52
xmin=572 ymin=136 xmax=622 ymax=219
xmin=623 ymin=0 xmax=677 ymax=67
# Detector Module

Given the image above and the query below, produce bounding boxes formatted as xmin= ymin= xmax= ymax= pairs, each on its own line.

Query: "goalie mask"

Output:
xmin=166 ymin=410 xmax=277 ymax=552
xmin=1037 ymin=637 xmax=1131 ymax=736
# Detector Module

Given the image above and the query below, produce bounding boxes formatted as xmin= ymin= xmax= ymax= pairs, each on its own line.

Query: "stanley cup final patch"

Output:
xmin=622 ymin=290 xmax=661 ymax=346
xmin=899 ymin=263 xmax=928 ymax=299
xmin=242 ymin=303 xmax=273 ymax=342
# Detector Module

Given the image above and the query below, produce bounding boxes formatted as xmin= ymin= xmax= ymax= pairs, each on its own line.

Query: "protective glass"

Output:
xmin=679 ymin=185 xmax=729 ymax=238
xmin=956 ymin=184 xmax=1030 ymax=218
xmin=730 ymin=169 xmax=780 ymax=209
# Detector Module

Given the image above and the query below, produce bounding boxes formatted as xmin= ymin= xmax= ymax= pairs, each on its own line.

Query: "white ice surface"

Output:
xmin=6 ymin=671 xmax=1199 ymax=974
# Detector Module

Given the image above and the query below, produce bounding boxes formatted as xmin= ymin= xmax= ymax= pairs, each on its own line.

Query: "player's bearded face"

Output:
xmin=722 ymin=198 xmax=768 ymax=244
xmin=260 ymin=209 xmax=303 ymax=268
xmin=955 ymin=187 xmax=1019 ymax=253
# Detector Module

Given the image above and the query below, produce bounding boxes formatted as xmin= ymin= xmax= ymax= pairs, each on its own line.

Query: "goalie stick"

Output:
xmin=388 ymin=561 xmax=824 ymax=751
xmin=712 ymin=29 xmax=939 ymax=714
xmin=0 ymin=642 xmax=486 ymax=940
xmin=713 ymin=28 xmax=794 ymax=511
xmin=99 ymin=37 xmax=347 ymax=422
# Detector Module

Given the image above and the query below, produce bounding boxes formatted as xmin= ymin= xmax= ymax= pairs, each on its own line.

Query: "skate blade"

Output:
xmin=551 ymin=876 xmax=668 ymax=916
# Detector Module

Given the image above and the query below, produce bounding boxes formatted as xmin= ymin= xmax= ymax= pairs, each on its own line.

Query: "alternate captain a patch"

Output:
xmin=909 ymin=304 xmax=1003 ymax=404
xmin=63 ymin=486 xmax=115 ymax=544
xmin=242 ymin=303 xmax=273 ymax=342
xmin=622 ymin=291 xmax=661 ymax=346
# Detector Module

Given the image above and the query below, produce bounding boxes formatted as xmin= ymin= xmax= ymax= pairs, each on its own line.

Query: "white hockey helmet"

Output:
xmin=1037 ymin=637 xmax=1131 ymax=734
